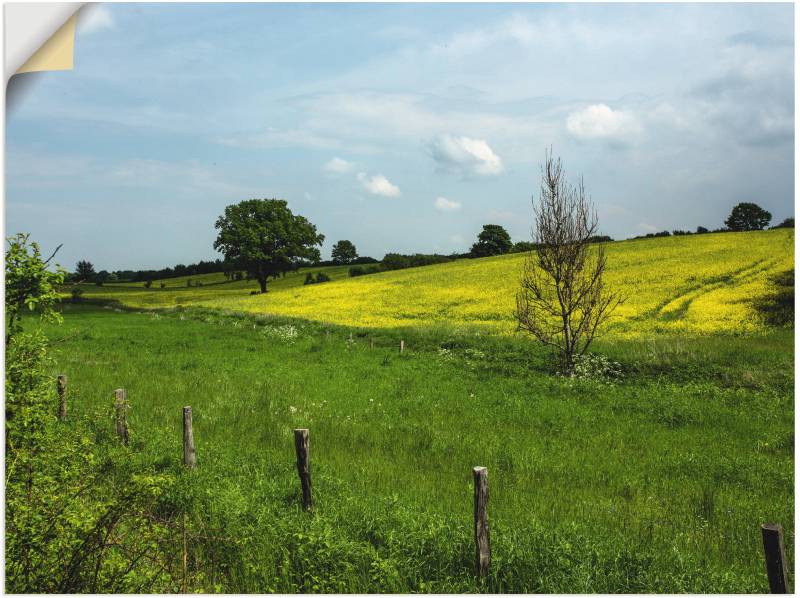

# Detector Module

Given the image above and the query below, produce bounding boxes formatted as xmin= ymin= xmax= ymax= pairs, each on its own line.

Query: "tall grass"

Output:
xmin=36 ymin=304 xmax=793 ymax=592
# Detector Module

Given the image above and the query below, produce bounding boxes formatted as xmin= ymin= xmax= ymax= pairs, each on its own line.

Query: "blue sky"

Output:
xmin=5 ymin=2 xmax=794 ymax=271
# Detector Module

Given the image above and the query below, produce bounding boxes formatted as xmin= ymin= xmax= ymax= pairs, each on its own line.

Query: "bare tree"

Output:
xmin=514 ymin=151 xmax=623 ymax=373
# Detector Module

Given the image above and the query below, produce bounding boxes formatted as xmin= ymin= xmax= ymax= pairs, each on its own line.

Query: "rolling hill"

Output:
xmin=71 ymin=229 xmax=793 ymax=337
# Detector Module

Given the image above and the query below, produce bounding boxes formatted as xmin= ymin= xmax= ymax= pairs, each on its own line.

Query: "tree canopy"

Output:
xmin=331 ymin=240 xmax=358 ymax=264
xmin=470 ymin=224 xmax=512 ymax=257
xmin=213 ymin=199 xmax=324 ymax=293
xmin=75 ymin=260 xmax=96 ymax=282
xmin=724 ymin=202 xmax=772 ymax=231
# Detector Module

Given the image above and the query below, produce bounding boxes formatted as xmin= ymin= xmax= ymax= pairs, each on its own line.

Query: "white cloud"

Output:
xmin=566 ymin=104 xmax=642 ymax=141
xmin=429 ymin=134 xmax=503 ymax=176
xmin=638 ymin=222 xmax=660 ymax=232
xmin=78 ymin=5 xmax=114 ymax=35
xmin=434 ymin=196 xmax=462 ymax=212
xmin=323 ymin=157 xmax=355 ymax=174
xmin=356 ymin=172 xmax=400 ymax=197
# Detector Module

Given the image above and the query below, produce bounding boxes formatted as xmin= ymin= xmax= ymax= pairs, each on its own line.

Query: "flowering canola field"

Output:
xmin=78 ymin=229 xmax=793 ymax=337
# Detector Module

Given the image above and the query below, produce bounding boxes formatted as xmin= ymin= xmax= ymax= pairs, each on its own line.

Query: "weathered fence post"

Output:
xmin=400 ymin=339 xmax=405 ymax=354
xmin=56 ymin=374 xmax=67 ymax=420
xmin=473 ymin=466 xmax=490 ymax=577
xmin=114 ymin=388 xmax=129 ymax=445
xmin=183 ymin=406 xmax=196 ymax=468
xmin=762 ymin=523 xmax=789 ymax=593
xmin=294 ymin=428 xmax=312 ymax=511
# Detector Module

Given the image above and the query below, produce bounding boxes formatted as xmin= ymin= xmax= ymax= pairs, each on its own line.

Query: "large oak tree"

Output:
xmin=724 ymin=202 xmax=772 ymax=231
xmin=214 ymin=199 xmax=324 ymax=293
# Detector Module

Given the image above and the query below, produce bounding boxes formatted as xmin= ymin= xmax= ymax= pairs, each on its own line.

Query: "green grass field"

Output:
xmin=37 ymin=290 xmax=794 ymax=592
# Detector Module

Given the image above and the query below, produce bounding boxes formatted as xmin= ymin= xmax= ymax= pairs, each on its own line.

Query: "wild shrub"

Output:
xmin=144 ymin=280 xmax=152 ymax=288
xmin=5 ymin=234 xmax=182 ymax=592
xmin=304 ymin=272 xmax=331 ymax=284
xmin=70 ymin=287 xmax=84 ymax=303
xmin=349 ymin=265 xmax=382 ymax=277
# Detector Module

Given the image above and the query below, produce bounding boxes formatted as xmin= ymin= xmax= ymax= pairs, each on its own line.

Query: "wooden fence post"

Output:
xmin=114 ymin=389 xmax=129 ymax=445
xmin=762 ymin=523 xmax=789 ymax=593
xmin=183 ymin=406 xmax=196 ymax=468
xmin=400 ymin=339 xmax=405 ymax=353
xmin=294 ymin=429 xmax=312 ymax=511
xmin=56 ymin=375 xmax=67 ymax=420
xmin=473 ymin=466 xmax=490 ymax=578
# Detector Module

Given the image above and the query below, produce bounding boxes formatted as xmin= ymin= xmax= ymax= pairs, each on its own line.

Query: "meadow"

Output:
xmin=39 ymin=304 xmax=793 ymax=592
xmin=73 ymin=229 xmax=793 ymax=338
xmin=36 ymin=229 xmax=794 ymax=592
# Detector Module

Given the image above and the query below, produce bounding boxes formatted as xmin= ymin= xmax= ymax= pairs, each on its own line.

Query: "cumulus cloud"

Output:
xmin=357 ymin=172 xmax=400 ymax=197
xmin=566 ymin=104 xmax=641 ymax=141
xmin=429 ymin=134 xmax=503 ymax=176
xmin=78 ymin=4 xmax=115 ymax=35
xmin=323 ymin=157 xmax=355 ymax=174
xmin=434 ymin=196 xmax=461 ymax=212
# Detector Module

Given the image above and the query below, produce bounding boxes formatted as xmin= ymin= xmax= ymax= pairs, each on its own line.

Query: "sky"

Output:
xmin=5 ymin=2 xmax=795 ymax=271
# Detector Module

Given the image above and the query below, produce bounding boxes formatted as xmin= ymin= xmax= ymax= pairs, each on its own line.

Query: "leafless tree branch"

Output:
xmin=514 ymin=149 xmax=624 ymax=372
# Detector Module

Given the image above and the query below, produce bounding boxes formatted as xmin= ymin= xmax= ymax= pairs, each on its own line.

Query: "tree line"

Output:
xmin=69 ymin=199 xmax=791 ymax=287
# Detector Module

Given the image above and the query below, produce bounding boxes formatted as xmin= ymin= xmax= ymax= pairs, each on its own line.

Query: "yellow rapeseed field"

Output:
xmin=75 ymin=229 xmax=793 ymax=337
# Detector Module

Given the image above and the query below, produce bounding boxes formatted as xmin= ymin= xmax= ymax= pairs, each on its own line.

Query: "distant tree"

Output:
xmin=143 ymin=280 xmax=152 ymax=289
xmin=515 ymin=152 xmax=624 ymax=373
xmin=94 ymin=270 xmax=110 ymax=286
xmin=470 ymin=224 xmax=512 ymax=258
xmin=382 ymin=253 xmax=411 ymax=271
xmin=75 ymin=260 xmax=96 ymax=282
xmin=696 ymin=226 xmax=709 ymax=234
xmin=725 ymin=202 xmax=772 ymax=231
xmin=107 ymin=272 xmax=119 ymax=283
xmin=331 ymin=240 xmax=358 ymax=264
xmin=511 ymin=241 xmax=538 ymax=254
xmin=587 ymin=235 xmax=613 ymax=244
xmin=214 ymin=199 xmax=324 ymax=293
xmin=772 ymin=217 xmax=794 ymax=229
xmin=352 ymin=256 xmax=379 ymax=265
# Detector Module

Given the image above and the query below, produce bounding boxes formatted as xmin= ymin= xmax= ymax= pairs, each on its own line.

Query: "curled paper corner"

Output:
xmin=16 ymin=13 xmax=78 ymax=75
xmin=4 ymin=2 xmax=85 ymax=82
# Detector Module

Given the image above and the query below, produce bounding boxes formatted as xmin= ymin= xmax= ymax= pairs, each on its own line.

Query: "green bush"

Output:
xmin=5 ymin=234 xmax=182 ymax=592
xmin=349 ymin=265 xmax=384 ymax=277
